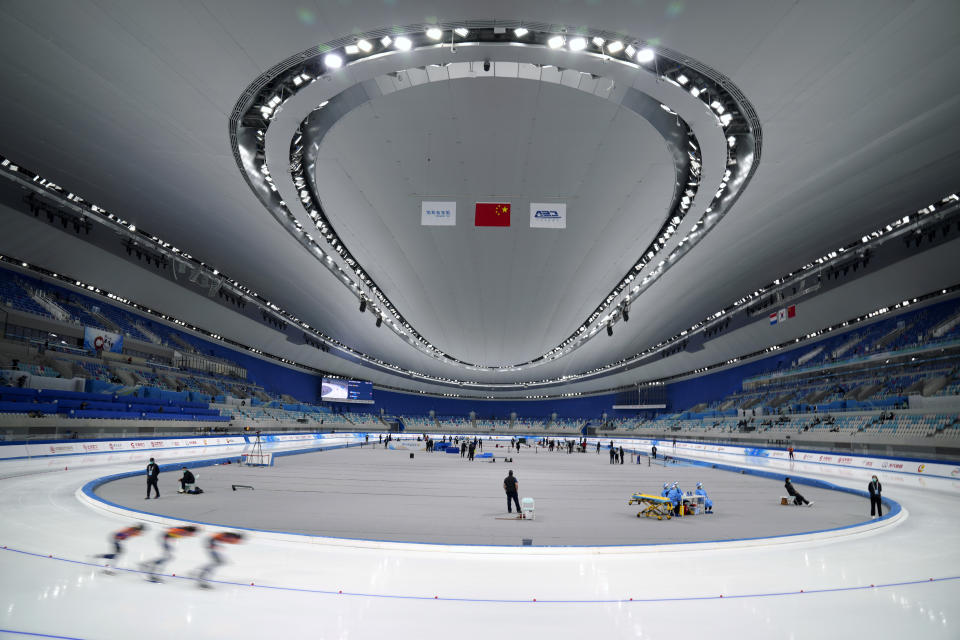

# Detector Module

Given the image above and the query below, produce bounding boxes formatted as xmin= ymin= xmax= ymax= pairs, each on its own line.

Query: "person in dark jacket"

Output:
xmin=145 ymin=458 xmax=160 ymax=499
xmin=784 ymin=477 xmax=813 ymax=506
xmin=619 ymin=446 xmax=625 ymax=464
xmin=868 ymin=475 xmax=883 ymax=517
xmin=178 ymin=467 xmax=196 ymax=493
xmin=503 ymin=470 xmax=521 ymax=514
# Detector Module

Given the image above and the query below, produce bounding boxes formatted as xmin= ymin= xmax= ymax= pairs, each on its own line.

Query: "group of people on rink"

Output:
xmin=94 ymin=523 xmax=243 ymax=588
xmin=143 ymin=457 xmax=204 ymax=498
xmin=659 ymin=481 xmax=715 ymax=516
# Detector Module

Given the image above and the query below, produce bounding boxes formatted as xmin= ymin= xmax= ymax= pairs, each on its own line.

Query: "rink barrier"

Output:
xmin=76 ymin=438 xmax=906 ymax=554
xmin=0 ymin=431 xmax=367 ymax=461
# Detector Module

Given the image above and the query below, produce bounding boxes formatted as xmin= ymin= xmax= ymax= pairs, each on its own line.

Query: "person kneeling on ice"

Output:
xmin=667 ymin=482 xmax=683 ymax=516
xmin=695 ymin=482 xmax=714 ymax=514
xmin=178 ymin=467 xmax=195 ymax=493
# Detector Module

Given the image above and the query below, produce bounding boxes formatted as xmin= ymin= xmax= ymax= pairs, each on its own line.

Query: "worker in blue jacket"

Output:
xmin=695 ymin=482 xmax=714 ymax=514
xmin=661 ymin=482 xmax=670 ymax=497
xmin=667 ymin=482 xmax=683 ymax=516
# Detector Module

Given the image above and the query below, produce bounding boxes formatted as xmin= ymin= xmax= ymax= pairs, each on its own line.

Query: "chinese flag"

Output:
xmin=475 ymin=202 xmax=511 ymax=227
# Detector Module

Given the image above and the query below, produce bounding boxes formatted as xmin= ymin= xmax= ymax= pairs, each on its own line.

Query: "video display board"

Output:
xmin=321 ymin=378 xmax=373 ymax=402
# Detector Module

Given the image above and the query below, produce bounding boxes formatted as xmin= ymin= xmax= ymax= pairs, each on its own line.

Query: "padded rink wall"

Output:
xmin=0 ymin=431 xmax=368 ymax=462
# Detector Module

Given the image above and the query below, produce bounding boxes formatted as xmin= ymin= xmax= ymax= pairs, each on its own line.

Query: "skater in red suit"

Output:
xmin=94 ymin=524 xmax=146 ymax=574
xmin=140 ymin=525 xmax=199 ymax=582
xmin=194 ymin=531 xmax=244 ymax=588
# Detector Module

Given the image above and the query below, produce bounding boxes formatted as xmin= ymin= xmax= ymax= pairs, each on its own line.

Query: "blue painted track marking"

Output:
xmin=0 ymin=546 xmax=955 ymax=605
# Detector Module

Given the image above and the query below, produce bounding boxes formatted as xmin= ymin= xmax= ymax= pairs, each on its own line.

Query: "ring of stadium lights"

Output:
xmin=1 ymin=156 xmax=956 ymax=396
xmin=230 ymin=20 xmax=762 ymax=374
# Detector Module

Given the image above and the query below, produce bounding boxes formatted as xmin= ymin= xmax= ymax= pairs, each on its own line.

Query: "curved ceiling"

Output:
xmin=0 ymin=1 xmax=957 ymax=396
xmin=313 ymin=77 xmax=676 ymax=365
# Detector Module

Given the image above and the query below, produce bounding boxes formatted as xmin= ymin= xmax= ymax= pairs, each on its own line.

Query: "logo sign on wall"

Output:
xmin=530 ymin=202 xmax=566 ymax=229
xmin=83 ymin=327 xmax=124 ymax=353
xmin=421 ymin=201 xmax=456 ymax=226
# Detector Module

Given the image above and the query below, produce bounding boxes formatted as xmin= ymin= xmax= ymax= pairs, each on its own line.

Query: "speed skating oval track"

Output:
xmin=0 ymin=443 xmax=958 ymax=640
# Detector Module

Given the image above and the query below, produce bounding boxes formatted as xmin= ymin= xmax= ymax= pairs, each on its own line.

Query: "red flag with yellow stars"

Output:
xmin=475 ymin=202 xmax=511 ymax=227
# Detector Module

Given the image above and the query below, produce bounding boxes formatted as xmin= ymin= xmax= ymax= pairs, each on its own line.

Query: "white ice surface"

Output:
xmin=1 ymin=445 xmax=958 ymax=640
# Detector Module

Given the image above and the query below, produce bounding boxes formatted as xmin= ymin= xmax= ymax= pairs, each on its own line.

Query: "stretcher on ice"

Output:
xmin=628 ymin=493 xmax=674 ymax=520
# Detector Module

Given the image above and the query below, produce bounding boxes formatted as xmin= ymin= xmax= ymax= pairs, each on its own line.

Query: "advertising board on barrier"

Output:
xmin=0 ymin=435 xmax=246 ymax=460
xmin=591 ymin=437 xmax=960 ymax=480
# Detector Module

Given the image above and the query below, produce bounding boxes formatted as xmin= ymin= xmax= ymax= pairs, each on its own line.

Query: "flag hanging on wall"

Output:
xmin=769 ymin=305 xmax=797 ymax=326
xmin=475 ymin=202 xmax=511 ymax=227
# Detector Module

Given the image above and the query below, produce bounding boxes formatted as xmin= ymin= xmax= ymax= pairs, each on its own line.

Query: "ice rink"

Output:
xmin=1 ymin=441 xmax=958 ymax=639
xmin=94 ymin=445 xmax=867 ymax=545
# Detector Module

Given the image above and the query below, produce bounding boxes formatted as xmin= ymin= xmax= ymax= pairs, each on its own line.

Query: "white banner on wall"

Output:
xmin=530 ymin=202 xmax=567 ymax=229
xmin=421 ymin=201 xmax=457 ymax=226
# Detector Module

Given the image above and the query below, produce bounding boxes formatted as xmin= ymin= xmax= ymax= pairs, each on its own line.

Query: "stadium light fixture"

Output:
xmin=569 ymin=37 xmax=587 ymax=51
xmin=676 ymin=74 xmax=689 ymax=85
xmin=426 ymin=28 xmax=443 ymax=40
xmin=394 ymin=36 xmax=412 ymax=51
xmin=454 ymin=28 xmax=469 ymax=37
xmin=592 ymin=36 xmax=605 ymax=48
xmin=689 ymin=87 xmax=701 ymax=97
xmin=380 ymin=36 xmax=392 ymax=47
xmin=636 ymin=47 xmax=655 ymax=63
xmin=606 ymin=40 xmax=624 ymax=53
xmin=356 ymin=39 xmax=372 ymax=53
xmin=324 ymin=54 xmax=343 ymax=69
xmin=548 ymin=35 xmax=565 ymax=49
xmin=344 ymin=44 xmax=359 ymax=55
xmin=624 ymin=44 xmax=636 ymax=58
xmin=514 ymin=27 xmax=529 ymax=37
